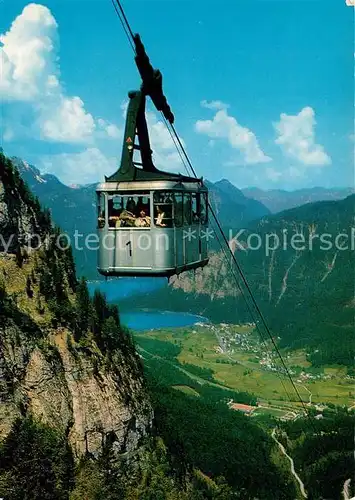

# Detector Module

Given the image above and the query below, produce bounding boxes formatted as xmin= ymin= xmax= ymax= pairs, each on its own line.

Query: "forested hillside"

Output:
xmin=133 ymin=196 xmax=355 ymax=367
xmin=0 ymin=153 xmax=231 ymax=498
xmin=0 ymin=152 xmax=300 ymax=498
xmin=278 ymin=408 xmax=355 ymax=499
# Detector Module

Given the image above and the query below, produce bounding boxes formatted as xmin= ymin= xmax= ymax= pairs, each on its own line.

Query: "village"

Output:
xmin=196 ymin=322 xmax=346 ymax=384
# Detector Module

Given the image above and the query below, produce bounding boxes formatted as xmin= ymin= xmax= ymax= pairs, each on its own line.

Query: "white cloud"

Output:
xmin=265 ymin=167 xmax=282 ymax=182
xmin=200 ymin=100 xmax=229 ymax=111
xmin=287 ymin=166 xmax=305 ymax=179
xmin=146 ymin=110 xmax=186 ymax=173
xmin=0 ymin=4 xmax=119 ymax=144
xmin=120 ymin=100 xmax=129 ymax=118
xmin=195 ymin=107 xmax=271 ymax=164
xmin=38 ymin=110 xmax=187 ymax=185
xmin=39 ymin=148 xmax=117 ymax=185
xmin=1 ymin=5 xmax=188 ymax=183
xmin=274 ymin=107 xmax=331 ymax=166
xmin=0 ymin=3 xmax=58 ymax=101
xmin=261 ymin=165 xmax=306 ymax=185
xmin=97 ymin=119 xmax=121 ymax=139
xmin=39 ymin=96 xmax=96 ymax=143
xmin=147 ymin=111 xmax=175 ymax=151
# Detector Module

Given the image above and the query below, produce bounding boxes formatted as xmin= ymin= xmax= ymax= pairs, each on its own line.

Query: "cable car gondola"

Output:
xmin=97 ymin=1 xmax=309 ymax=417
xmin=96 ymin=34 xmax=209 ymax=277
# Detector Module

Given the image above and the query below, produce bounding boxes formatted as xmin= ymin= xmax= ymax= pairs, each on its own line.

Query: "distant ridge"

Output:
xmin=206 ymin=178 xmax=270 ymax=227
xmin=11 ymin=158 xmax=271 ymax=277
xmin=134 ymin=194 xmax=355 ymax=367
xmin=242 ymin=186 xmax=354 ymax=213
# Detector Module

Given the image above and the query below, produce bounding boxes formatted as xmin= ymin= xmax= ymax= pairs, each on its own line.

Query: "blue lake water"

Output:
xmin=120 ymin=310 xmax=208 ymax=331
xmin=87 ymin=277 xmax=167 ymax=302
xmin=88 ymin=278 xmax=208 ymax=330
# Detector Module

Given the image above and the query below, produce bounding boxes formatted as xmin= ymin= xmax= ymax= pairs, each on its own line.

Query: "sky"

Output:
xmin=0 ymin=0 xmax=354 ymax=189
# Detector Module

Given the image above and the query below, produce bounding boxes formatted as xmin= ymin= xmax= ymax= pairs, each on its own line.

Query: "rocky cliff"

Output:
xmin=0 ymin=153 xmax=235 ymax=499
xmin=0 ymin=151 xmax=152 ymax=460
xmin=0 ymin=318 xmax=152 ymax=460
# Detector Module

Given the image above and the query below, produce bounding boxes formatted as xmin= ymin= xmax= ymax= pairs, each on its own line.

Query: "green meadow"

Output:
xmin=134 ymin=324 xmax=354 ymax=409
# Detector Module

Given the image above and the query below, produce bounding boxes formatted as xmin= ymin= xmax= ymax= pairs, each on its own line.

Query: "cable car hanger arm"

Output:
xmin=133 ymin=34 xmax=174 ymax=124
xmin=106 ymin=33 xmax=199 ymax=182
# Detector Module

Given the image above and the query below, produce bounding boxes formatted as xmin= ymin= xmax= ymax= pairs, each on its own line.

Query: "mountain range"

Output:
xmin=10 ymin=157 xmax=355 ymax=366
xmin=1 ymin=151 xmax=303 ymax=499
xmin=129 ymin=195 xmax=355 ymax=367
xmin=2 ymin=152 xmax=354 ymax=498
xmin=13 ymin=158 xmax=271 ymax=278
xmin=242 ymin=186 xmax=354 ymax=213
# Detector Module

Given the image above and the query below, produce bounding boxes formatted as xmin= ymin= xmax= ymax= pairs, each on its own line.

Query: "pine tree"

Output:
xmin=63 ymin=246 xmax=77 ymax=291
xmin=15 ymin=245 xmax=23 ymax=268
xmin=31 ymin=269 xmax=37 ymax=285
xmin=39 ymin=268 xmax=52 ymax=300
xmin=36 ymin=294 xmax=44 ymax=315
xmin=92 ymin=290 xmax=108 ymax=343
xmin=108 ymin=304 xmax=121 ymax=328
xmin=0 ymin=280 xmax=6 ymax=304
xmin=102 ymin=317 xmax=119 ymax=352
xmin=75 ymin=278 xmax=91 ymax=341
xmin=26 ymin=276 xmax=33 ymax=299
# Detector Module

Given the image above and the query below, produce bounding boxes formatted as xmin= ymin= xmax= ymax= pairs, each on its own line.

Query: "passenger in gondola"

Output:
xmin=164 ymin=194 xmax=173 ymax=204
xmin=135 ymin=209 xmax=151 ymax=227
xmin=136 ymin=196 xmax=145 ymax=215
xmin=126 ymin=197 xmax=136 ymax=214
xmin=98 ymin=211 xmax=105 ymax=228
xmin=118 ymin=210 xmax=136 ymax=227
xmin=155 ymin=205 xmax=166 ymax=227
xmin=108 ymin=199 xmax=121 ymax=227
xmin=106 ymin=198 xmax=133 ymax=227
xmin=192 ymin=210 xmax=200 ymax=223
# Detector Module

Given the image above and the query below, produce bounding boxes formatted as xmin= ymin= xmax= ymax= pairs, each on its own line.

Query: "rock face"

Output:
xmin=170 ymin=252 xmax=240 ymax=299
xmin=0 ymin=170 xmax=41 ymax=252
xmin=0 ymin=254 xmax=153 ymax=461
xmin=0 ymin=325 xmax=152 ymax=459
xmin=0 ymin=152 xmax=153 ymax=461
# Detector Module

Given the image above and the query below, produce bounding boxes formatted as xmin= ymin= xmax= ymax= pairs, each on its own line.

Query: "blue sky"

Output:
xmin=1 ymin=0 xmax=353 ymax=189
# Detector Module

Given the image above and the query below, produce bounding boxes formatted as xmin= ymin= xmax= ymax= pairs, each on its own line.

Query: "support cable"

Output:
xmin=110 ymin=0 xmax=320 ymax=432
xmin=163 ymin=112 xmax=292 ymax=401
xmin=111 ymin=0 xmax=136 ymax=53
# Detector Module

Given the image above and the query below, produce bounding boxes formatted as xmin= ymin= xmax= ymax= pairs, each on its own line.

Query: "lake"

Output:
xmin=88 ymin=278 xmax=209 ymax=330
xmin=87 ymin=277 xmax=167 ymax=302
xmin=120 ymin=310 xmax=208 ymax=331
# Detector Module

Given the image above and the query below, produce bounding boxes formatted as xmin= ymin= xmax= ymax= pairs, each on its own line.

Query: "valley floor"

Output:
xmin=134 ymin=322 xmax=354 ymax=418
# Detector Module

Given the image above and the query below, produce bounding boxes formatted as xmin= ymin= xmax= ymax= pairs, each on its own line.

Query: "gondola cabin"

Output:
xmin=96 ymin=34 xmax=209 ymax=278
xmin=96 ymin=179 xmax=208 ymax=277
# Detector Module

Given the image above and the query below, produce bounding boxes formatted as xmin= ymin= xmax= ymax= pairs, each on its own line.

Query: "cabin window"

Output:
xmin=107 ymin=193 xmax=151 ymax=228
xmin=173 ymin=192 xmax=183 ymax=227
xmin=97 ymin=193 xmax=106 ymax=228
xmin=200 ymin=193 xmax=208 ymax=225
xmin=153 ymin=192 xmax=173 ymax=228
xmin=149 ymin=191 xmax=208 ymax=228
xmin=191 ymin=193 xmax=199 ymax=224
xmin=183 ymin=193 xmax=192 ymax=225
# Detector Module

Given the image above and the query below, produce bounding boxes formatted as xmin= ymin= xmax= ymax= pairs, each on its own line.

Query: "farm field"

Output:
xmin=172 ymin=385 xmax=201 ymax=397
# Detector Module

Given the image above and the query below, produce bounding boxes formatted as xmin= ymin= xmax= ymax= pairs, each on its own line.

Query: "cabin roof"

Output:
xmin=106 ymin=165 xmax=201 ymax=183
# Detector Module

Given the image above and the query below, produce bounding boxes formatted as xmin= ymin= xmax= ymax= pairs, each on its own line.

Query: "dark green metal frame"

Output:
xmin=106 ymin=34 xmax=202 ymax=184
